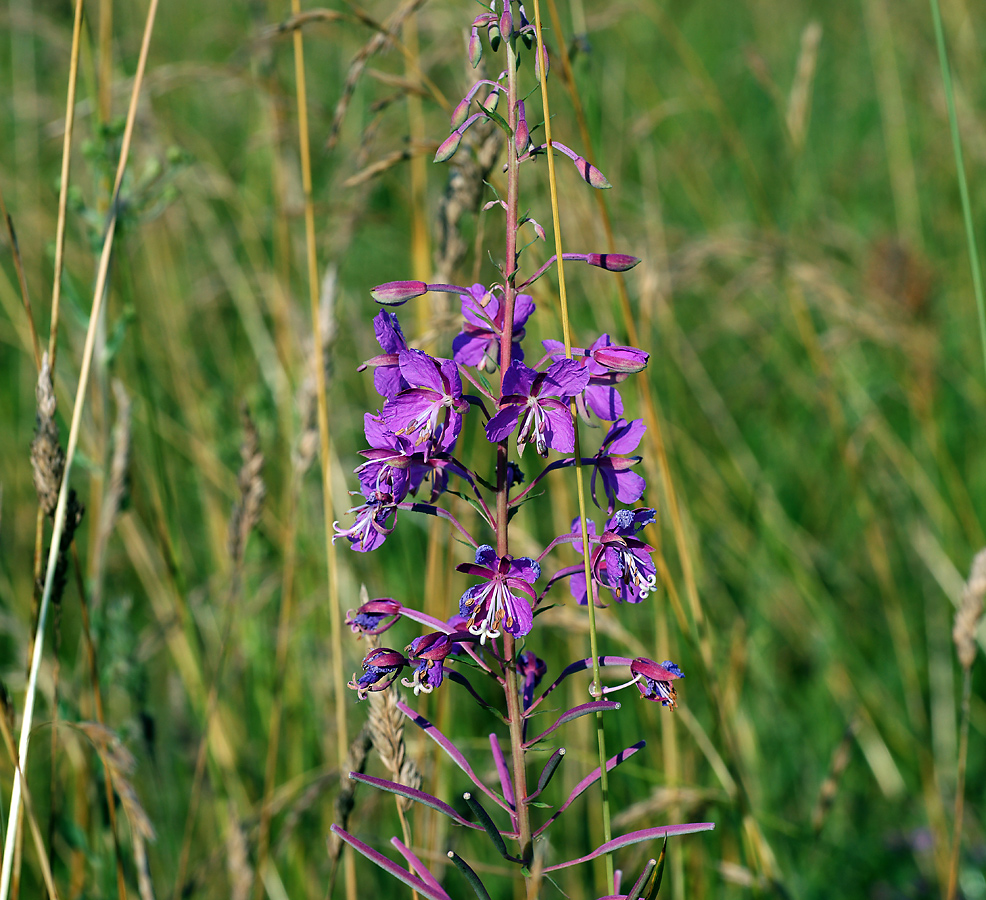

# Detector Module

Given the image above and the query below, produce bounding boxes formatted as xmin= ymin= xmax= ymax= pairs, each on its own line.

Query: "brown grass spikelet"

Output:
xmin=328 ymin=725 xmax=374 ymax=871
xmin=30 ymin=353 xmax=64 ymax=517
xmin=227 ymin=405 xmax=266 ymax=566
xmin=954 ymin=548 xmax=986 ymax=671
xmin=365 ymin=635 xmax=422 ymax=812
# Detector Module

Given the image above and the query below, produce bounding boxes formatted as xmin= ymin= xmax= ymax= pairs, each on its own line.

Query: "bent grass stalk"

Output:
xmin=0 ymin=1 xmax=161 ymax=896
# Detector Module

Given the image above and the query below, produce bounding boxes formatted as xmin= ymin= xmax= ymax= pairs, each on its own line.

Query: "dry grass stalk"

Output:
xmin=953 ymin=548 xmax=986 ymax=670
xmin=328 ymin=725 xmax=374 ymax=879
xmin=785 ymin=22 xmax=822 ymax=152
xmin=228 ymin=405 xmax=266 ymax=567
xmin=811 ymin=719 xmax=857 ymax=833
xmin=30 ymin=354 xmax=64 ymax=518
xmin=226 ymin=817 xmax=253 ymax=900
xmin=365 ymin=636 xmax=422 ymax=812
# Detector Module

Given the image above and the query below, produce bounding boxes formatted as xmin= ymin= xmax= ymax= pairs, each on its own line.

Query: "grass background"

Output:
xmin=1 ymin=0 xmax=985 ymax=897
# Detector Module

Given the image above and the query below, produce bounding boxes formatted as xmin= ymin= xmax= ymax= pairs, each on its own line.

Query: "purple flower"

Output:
xmin=517 ymin=650 xmax=547 ymax=709
xmin=346 ymin=598 xmax=402 ymax=636
xmin=591 ymin=418 xmax=647 ymax=513
xmin=452 ymin=284 xmax=535 ymax=371
xmin=485 ymin=359 xmax=590 ymax=455
xmin=333 ymin=491 xmax=398 ymax=553
xmin=382 ymin=349 xmax=470 ymax=455
xmin=348 ymin=648 xmax=407 ymax=700
xmin=356 ymin=311 xmax=410 ymax=400
xmin=457 ymin=545 xmax=540 ymax=644
xmin=542 ymin=334 xmax=649 ymax=421
xmin=355 ymin=414 xmax=415 ymax=501
xmin=630 ymin=658 xmax=684 ymax=708
xmin=403 ymin=632 xmax=458 ymax=695
xmin=570 ymin=509 xmax=657 ymax=604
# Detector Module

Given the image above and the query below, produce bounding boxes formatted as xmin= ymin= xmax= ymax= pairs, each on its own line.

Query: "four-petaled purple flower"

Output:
xmin=457 ymin=545 xmax=540 ymax=644
xmin=382 ymin=349 xmax=470 ymax=456
xmin=357 ymin=311 xmax=410 ymax=400
xmin=542 ymin=334 xmax=648 ymax=422
xmin=349 ymin=648 xmax=407 ymax=700
xmin=403 ymin=632 xmax=460 ymax=695
xmin=486 ymin=359 xmax=590 ymax=455
xmin=570 ymin=508 xmax=658 ymax=604
xmin=591 ymin=418 xmax=647 ymax=513
xmin=333 ymin=489 xmax=399 ymax=553
xmin=346 ymin=598 xmax=402 ymax=636
xmin=356 ymin=414 xmax=415 ymax=501
xmin=630 ymin=658 xmax=684 ymax=708
xmin=452 ymin=284 xmax=535 ymax=371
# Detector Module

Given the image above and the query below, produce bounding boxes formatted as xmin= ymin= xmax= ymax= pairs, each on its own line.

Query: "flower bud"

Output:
xmin=371 ymin=280 xmax=428 ymax=305
xmin=515 ymin=101 xmax=530 ymax=156
xmin=586 ymin=253 xmax=640 ymax=272
xmin=591 ymin=344 xmax=649 ymax=373
xmin=434 ymin=130 xmax=463 ymax=163
xmin=488 ymin=19 xmax=501 ymax=51
xmin=573 ymin=155 xmax=611 ymax=189
xmin=484 ymin=90 xmax=500 ymax=113
xmin=498 ymin=7 xmax=512 ymax=40
xmin=534 ymin=43 xmax=549 ymax=79
xmin=450 ymin=97 xmax=471 ymax=130
xmin=469 ymin=27 xmax=483 ymax=68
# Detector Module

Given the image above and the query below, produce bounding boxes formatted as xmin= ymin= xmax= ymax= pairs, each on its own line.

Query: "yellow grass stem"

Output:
xmin=48 ymin=0 xmax=86 ymax=371
xmin=530 ymin=0 xmax=613 ymax=889
xmin=0 ymin=182 xmax=40 ymax=371
xmin=0 ymin=1 xmax=160 ymax=896
xmin=288 ymin=4 xmax=353 ymax=899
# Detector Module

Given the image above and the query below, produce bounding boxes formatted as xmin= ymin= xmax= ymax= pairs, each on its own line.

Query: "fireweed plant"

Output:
xmin=331 ymin=3 xmax=714 ymax=897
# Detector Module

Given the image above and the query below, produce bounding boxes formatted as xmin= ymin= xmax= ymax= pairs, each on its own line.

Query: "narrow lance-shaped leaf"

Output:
xmin=649 ymin=839 xmax=668 ymax=900
xmin=397 ymin=700 xmax=515 ymax=818
xmin=543 ymin=823 xmax=715 ymax=873
xmin=329 ymin=825 xmax=450 ymax=900
xmin=535 ymin=741 xmax=644 ymax=836
xmin=524 ymin=700 xmax=620 ymax=747
xmin=348 ymin=772 xmax=481 ymax=831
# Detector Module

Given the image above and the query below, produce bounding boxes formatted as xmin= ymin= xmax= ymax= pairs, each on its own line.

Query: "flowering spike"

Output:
xmin=435 ymin=130 xmax=463 ymax=163
xmin=585 ymin=252 xmax=640 ymax=272
xmin=371 ymin=280 xmax=428 ymax=305
xmin=469 ymin=27 xmax=483 ymax=68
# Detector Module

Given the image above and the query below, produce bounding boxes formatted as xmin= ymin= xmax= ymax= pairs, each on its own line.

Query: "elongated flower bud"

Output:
xmin=586 ymin=253 xmax=640 ymax=272
xmin=591 ymin=344 xmax=649 ymax=373
xmin=534 ymin=43 xmax=549 ymax=79
xmin=573 ymin=155 xmax=611 ymax=189
xmin=450 ymin=97 xmax=470 ymax=130
xmin=498 ymin=7 xmax=512 ymax=39
xmin=434 ymin=130 xmax=463 ymax=163
xmin=469 ymin=27 xmax=483 ymax=67
xmin=515 ymin=101 xmax=530 ymax=156
xmin=371 ymin=280 xmax=428 ymax=305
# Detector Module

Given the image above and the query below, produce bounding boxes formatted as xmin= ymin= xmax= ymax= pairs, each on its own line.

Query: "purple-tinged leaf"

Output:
xmin=489 ymin=734 xmax=515 ymax=808
xmin=525 ymin=747 xmax=565 ymax=803
xmin=469 ymin=27 xmax=483 ymax=67
xmin=535 ymin=741 xmax=644 ymax=836
xmin=371 ymin=280 xmax=428 ymax=305
xmin=435 ymin=131 xmax=463 ymax=163
xmin=585 ymin=253 xmax=640 ymax=272
xmin=542 ymin=822 xmax=715 ymax=873
xmin=447 ymin=850 xmax=493 ymax=900
xmin=526 ymin=655 xmax=633 ymax=714
xmin=390 ymin=838 xmax=445 ymax=894
xmin=348 ymin=772 xmax=481 ymax=830
xmin=524 ymin=700 xmax=620 ymax=747
xmin=397 ymin=700 xmax=515 ymax=819
xmin=329 ymin=825 xmax=451 ymax=900
xmin=463 ymin=792 xmax=520 ymax=862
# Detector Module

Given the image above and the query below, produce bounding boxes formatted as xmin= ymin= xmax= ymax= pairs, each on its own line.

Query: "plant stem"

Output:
xmin=499 ymin=27 xmax=534 ymax=875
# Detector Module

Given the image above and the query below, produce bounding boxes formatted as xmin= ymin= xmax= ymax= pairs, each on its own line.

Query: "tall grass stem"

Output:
xmin=928 ymin=0 xmax=986 ymax=385
xmin=0 ymin=1 xmax=160 ymax=896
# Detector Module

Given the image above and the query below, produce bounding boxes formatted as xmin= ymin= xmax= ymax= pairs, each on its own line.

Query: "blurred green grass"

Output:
xmin=1 ymin=0 xmax=985 ymax=898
